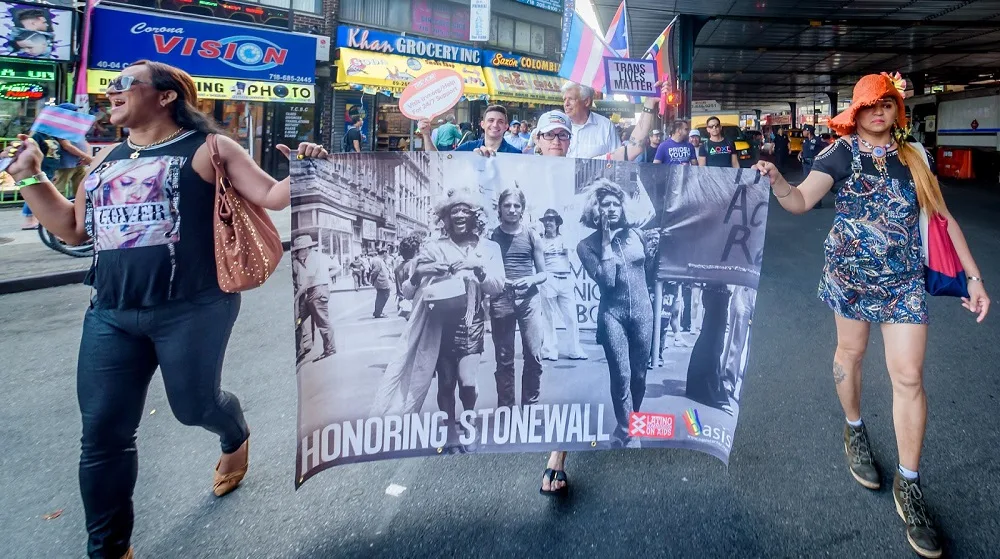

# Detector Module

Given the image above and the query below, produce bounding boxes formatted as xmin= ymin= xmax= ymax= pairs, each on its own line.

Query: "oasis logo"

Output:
xmin=683 ymin=408 xmax=733 ymax=450
xmin=131 ymin=23 xmax=288 ymax=71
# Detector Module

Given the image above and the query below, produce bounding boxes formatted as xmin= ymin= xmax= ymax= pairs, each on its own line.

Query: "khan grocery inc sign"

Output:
xmin=89 ymin=7 xmax=316 ymax=83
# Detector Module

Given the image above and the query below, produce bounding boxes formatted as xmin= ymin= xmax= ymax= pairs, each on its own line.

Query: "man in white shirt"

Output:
xmin=562 ymin=82 xmax=620 ymax=158
xmin=292 ymin=235 xmax=341 ymax=363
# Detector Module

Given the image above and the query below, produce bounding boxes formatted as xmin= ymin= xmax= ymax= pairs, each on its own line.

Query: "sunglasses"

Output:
xmin=541 ymin=131 xmax=571 ymax=141
xmin=106 ymin=75 xmax=149 ymax=93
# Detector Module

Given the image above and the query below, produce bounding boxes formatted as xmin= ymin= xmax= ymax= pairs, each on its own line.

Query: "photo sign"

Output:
xmin=289 ymin=153 xmax=770 ymax=487
xmin=398 ymin=68 xmax=465 ymax=120
xmin=603 ymin=57 xmax=659 ymax=97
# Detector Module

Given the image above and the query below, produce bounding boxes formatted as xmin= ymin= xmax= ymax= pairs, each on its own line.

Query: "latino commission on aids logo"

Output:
xmin=683 ymin=409 xmax=733 ymax=450
xmin=628 ymin=412 xmax=676 ymax=439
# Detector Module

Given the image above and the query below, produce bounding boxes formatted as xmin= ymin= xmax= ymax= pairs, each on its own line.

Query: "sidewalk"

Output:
xmin=0 ymin=206 xmax=302 ymax=294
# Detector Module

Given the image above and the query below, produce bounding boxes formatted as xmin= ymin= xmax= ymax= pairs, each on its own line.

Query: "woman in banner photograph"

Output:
xmin=754 ymin=72 xmax=990 ymax=559
xmin=369 ymin=188 xmax=505 ymax=447
xmin=4 ymin=60 xmax=328 ymax=558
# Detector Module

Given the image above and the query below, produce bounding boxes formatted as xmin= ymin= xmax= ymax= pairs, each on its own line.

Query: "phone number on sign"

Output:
xmin=268 ymin=74 xmax=313 ymax=84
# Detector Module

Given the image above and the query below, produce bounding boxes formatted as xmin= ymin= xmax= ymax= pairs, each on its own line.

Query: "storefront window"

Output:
xmin=0 ymin=80 xmax=50 ymax=143
xmin=238 ymin=0 xmax=322 ymax=15
xmin=340 ymin=0 xmax=412 ymax=30
xmin=489 ymin=15 xmax=557 ymax=58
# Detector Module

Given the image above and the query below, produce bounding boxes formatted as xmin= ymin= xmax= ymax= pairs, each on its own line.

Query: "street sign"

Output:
xmin=692 ymin=100 xmax=721 ymax=113
xmin=603 ymin=57 xmax=659 ymax=97
xmin=470 ymin=0 xmax=490 ymax=42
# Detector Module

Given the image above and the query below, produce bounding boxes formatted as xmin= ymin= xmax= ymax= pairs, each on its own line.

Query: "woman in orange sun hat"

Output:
xmin=754 ymin=72 xmax=990 ymax=558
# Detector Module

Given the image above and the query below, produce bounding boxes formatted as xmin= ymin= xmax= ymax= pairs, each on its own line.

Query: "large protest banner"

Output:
xmin=291 ymin=153 xmax=767 ymax=487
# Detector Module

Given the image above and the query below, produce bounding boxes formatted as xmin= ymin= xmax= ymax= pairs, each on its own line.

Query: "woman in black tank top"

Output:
xmin=7 ymin=60 xmax=328 ymax=558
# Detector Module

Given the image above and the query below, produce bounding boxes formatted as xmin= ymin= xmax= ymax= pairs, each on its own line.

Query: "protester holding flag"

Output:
xmin=4 ymin=60 xmax=328 ymax=559
xmin=754 ymin=72 xmax=989 ymax=559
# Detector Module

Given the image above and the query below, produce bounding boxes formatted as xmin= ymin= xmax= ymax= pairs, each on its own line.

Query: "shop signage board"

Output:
xmin=469 ymin=0 xmax=490 ymax=42
xmin=692 ymin=100 xmax=722 ymax=113
xmin=90 ymin=7 xmax=316 ymax=83
xmin=362 ymin=219 xmax=377 ymax=240
xmin=603 ymin=58 xmax=659 ymax=97
xmin=0 ymin=60 xmax=55 ymax=81
xmin=481 ymin=49 xmax=560 ymax=75
xmin=337 ymin=24 xmax=481 ymax=65
xmin=338 ymin=48 xmax=488 ymax=97
xmin=0 ymin=2 xmax=75 ymax=62
xmin=0 ymin=82 xmax=44 ymax=100
xmin=513 ymin=0 xmax=562 ymax=13
xmin=87 ymin=69 xmax=314 ymax=103
xmin=483 ymin=67 xmax=565 ymax=104
xmin=398 ymin=68 xmax=465 ymax=121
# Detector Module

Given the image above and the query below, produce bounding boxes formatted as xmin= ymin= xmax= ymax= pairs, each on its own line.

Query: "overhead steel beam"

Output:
xmin=597 ymin=7 xmax=1000 ymax=29
xmin=695 ymin=44 xmax=999 ymax=55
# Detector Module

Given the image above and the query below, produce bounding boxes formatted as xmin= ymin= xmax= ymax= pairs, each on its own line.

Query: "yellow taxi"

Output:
xmin=787 ymin=129 xmax=804 ymax=154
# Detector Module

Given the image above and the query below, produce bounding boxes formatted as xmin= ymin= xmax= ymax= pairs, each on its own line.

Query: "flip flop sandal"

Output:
xmin=539 ymin=468 xmax=569 ymax=497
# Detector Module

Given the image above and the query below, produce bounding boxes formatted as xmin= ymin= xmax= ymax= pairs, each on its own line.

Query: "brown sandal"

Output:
xmin=213 ymin=439 xmax=249 ymax=497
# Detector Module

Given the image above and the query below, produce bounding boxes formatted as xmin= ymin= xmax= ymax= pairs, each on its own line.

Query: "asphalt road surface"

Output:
xmin=2 ymin=185 xmax=999 ymax=558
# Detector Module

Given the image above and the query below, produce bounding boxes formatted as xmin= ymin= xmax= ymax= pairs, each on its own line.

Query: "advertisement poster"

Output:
xmin=0 ymin=3 xmax=74 ymax=61
xmin=290 ymin=153 xmax=768 ymax=487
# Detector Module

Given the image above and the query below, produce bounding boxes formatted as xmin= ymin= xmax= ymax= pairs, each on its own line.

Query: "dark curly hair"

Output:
xmin=398 ymin=235 xmax=421 ymax=261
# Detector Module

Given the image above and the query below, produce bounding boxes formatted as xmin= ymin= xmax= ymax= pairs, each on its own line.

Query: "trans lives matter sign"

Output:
xmin=603 ymin=57 xmax=659 ymax=97
xmin=290 ymin=153 xmax=769 ymax=487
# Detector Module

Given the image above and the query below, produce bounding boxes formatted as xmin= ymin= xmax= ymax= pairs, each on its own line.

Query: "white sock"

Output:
xmin=898 ymin=464 xmax=919 ymax=481
xmin=846 ymin=417 xmax=863 ymax=427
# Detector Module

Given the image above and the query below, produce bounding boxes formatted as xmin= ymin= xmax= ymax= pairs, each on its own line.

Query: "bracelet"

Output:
xmin=773 ymin=183 xmax=793 ymax=199
xmin=642 ymin=106 xmax=655 ymax=114
xmin=967 ymin=275 xmax=983 ymax=284
xmin=14 ymin=172 xmax=47 ymax=190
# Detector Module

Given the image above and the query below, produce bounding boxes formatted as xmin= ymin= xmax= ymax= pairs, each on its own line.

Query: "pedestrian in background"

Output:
xmin=394 ymin=235 xmax=421 ymax=319
xmin=688 ymin=128 xmax=702 ymax=151
xmin=349 ymin=255 xmax=365 ymax=291
xmin=434 ymin=115 xmax=463 ymax=151
xmin=4 ymin=59 xmax=328 ymax=558
xmin=292 ymin=235 xmax=340 ymax=363
xmin=371 ymin=248 xmax=393 ymax=318
xmin=798 ymin=124 xmax=826 ymax=208
xmin=773 ymin=128 xmax=790 ymax=172
xmin=654 ymin=120 xmax=698 ymax=165
xmin=644 ymin=129 xmax=663 ymax=162
xmin=755 ymin=72 xmax=990 ymax=559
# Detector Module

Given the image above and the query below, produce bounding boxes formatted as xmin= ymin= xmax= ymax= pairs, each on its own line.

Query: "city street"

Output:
xmin=3 ymin=185 xmax=998 ymax=558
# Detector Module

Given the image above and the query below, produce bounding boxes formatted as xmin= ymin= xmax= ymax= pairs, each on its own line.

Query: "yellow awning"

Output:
xmin=483 ymin=68 xmax=566 ymax=105
xmin=336 ymin=48 xmax=488 ymax=98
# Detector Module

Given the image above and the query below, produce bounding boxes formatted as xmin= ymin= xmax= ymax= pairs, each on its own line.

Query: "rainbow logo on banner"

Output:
xmin=683 ymin=408 xmax=702 ymax=437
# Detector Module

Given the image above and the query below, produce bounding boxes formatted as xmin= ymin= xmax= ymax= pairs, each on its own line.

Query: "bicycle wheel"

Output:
xmin=37 ymin=226 xmax=94 ymax=258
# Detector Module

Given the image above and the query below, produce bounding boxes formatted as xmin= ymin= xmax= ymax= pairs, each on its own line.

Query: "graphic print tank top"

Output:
xmin=84 ymin=130 xmax=221 ymax=310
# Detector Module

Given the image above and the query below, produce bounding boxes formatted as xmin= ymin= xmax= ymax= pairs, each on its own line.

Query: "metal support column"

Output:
xmin=675 ymin=15 xmax=707 ymax=120
xmin=826 ymin=91 xmax=839 ymax=120
xmin=911 ymin=74 xmax=926 ymax=96
xmin=789 ymin=102 xmax=797 ymax=127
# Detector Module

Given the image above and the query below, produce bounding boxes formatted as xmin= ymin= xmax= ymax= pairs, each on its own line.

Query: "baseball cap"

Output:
xmin=511 ymin=119 xmax=521 ymax=126
xmin=689 ymin=129 xmax=701 ymax=137
xmin=651 ymin=129 xmax=663 ymax=136
xmin=803 ymin=124 xmax=816 ymax=133
xmin=537 ymin=111 xmax=572 ymax=134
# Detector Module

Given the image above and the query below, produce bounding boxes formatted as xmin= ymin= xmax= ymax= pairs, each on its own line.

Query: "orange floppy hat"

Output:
xmin=829 ymin=72 xmax=907 ymax=137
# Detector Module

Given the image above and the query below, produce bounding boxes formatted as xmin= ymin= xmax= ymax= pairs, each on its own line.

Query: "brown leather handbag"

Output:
xmin=207 ymin=134 xmax=283 ymax=293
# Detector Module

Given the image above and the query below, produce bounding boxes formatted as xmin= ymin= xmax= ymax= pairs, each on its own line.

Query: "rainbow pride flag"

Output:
xmin=683 ymin=408 xmax=702 ymax=436
xmin=558 ymin=11 xmax=616 ymax=94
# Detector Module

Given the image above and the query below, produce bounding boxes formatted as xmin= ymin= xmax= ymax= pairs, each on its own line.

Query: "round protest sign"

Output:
xmin=398 ymin=69 xmax=465 ymax=121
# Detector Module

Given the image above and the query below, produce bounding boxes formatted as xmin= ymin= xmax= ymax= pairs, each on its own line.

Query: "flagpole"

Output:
xmin=74 ymin=0 xmax=99 ymax=110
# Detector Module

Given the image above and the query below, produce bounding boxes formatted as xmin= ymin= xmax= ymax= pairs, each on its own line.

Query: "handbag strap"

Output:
xmin=206 ymin=133 xmax=227 ymax=191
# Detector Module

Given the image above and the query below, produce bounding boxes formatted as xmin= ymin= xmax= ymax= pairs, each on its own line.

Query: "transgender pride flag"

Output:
xmin=558 ymin=11 xmax=616 ymax=94
xmin=30 ymin=106 xmax=96 ymax=143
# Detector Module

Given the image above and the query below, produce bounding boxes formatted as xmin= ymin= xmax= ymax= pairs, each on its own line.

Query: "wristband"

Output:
xmin=967 ymin=276 xmax=983 ymax=285
xmin=642 ymin=106 xmax=655 ymax=114
xmin=15 ymin=172 xmax=47 ymax=189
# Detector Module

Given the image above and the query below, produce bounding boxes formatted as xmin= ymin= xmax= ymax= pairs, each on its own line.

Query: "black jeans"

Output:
xmin=374 ymin=288 xmax=390 ymax=316
xmin=78 ymin=291 xmax=248 ymax=558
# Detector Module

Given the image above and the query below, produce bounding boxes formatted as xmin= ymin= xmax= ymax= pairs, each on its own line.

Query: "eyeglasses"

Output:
xmin=106 ymin=75 xmax=149 ymax=94
xmin=541 ymin=131 xmax=571 ymax=141
xmin=707 ymin=124 xmax=720 ymax=129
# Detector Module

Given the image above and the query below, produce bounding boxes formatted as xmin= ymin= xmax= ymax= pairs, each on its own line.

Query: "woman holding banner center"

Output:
xmin=754 ymin=72 xmax=990 ymax=558
xmin=476 ymin=83 xmax=662 ymax=496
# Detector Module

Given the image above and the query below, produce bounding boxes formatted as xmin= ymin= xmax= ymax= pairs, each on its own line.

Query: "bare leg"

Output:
xmin=833 ymin=314 xmax=871 ymax=421
xmin=541 ymin=451 xmax=568 ymax=491
xmin=881 ymin=323 xmax=929 ymax=472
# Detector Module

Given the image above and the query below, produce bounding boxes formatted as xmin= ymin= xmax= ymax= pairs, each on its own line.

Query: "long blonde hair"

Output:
xmin=897 ymin=141 xmax=945 ymax=214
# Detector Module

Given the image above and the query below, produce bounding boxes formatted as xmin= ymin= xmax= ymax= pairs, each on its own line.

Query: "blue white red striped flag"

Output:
xmin=558 ymin=11 xmax=617 ymax=94
xmin=603 ymin=1 xmax=630 ymax=57
xmin=30 ymin=106 xmax=96 ymax=143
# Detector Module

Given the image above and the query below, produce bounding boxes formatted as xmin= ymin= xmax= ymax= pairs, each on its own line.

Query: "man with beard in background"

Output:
xmin=490 ymin=187 xmax=548 ymax=410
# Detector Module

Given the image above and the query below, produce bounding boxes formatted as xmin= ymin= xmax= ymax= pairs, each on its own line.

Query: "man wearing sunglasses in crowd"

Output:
xmin=697 ymin=116 xmax=739 ymax=168
xmin=417 ymin=105 xmax=524 ymax=156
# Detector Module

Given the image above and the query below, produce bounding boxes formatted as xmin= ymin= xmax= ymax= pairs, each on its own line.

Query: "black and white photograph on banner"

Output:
xmin=290 ymin=152 xmax=769 ymax=487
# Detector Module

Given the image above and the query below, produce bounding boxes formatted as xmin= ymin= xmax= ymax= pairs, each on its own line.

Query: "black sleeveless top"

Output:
xmin=84 ymin=130 xmax=222 ymax=310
